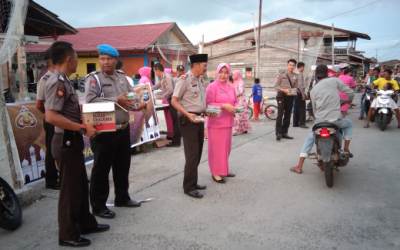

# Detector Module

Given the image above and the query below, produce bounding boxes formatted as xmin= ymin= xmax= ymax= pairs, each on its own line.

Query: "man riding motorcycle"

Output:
xmin=364 ymin=68 xmax=400 ymax=128
xmin=359 ymin=67 xmax=380 ymax=120
xmin=290 ymin=65 xmax=354 ymax=174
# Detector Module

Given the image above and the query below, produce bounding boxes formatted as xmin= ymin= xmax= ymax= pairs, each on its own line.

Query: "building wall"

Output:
xmin=76 ymin=57 xmax=99 ymax=77
xmin=75 ymin=55 xmax=146 ymax=77
xmin=121 ymin=56 xmax=145 ymax=77
xmin=204 ymin=20 xmax=358 ymax=87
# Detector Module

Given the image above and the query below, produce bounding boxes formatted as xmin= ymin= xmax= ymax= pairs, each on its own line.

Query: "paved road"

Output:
xmin=1 ymin=97 xmax=399 ymax=250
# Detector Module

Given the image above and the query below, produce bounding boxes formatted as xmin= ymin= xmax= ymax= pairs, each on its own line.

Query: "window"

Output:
xmin=245 ymin=67 xmax=253 ymax=79
xmin=86 ymin=63 xmax=96 ymax=74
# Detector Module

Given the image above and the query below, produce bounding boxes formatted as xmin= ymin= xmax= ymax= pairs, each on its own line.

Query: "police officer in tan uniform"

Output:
xmin=274 ymin=58 xmax=298 ymax=141
xmin=85 ymin=44 xmax=142 ymax=219
xmin=171 ymin=54 xmax=208 ymax=199
xmin=45 ymin=41 xmax=109 ymax=247
xmin=35 ymin=51 xmax=59 ymax=189
xmin=153 ymin=62 xmax=181 ymax=146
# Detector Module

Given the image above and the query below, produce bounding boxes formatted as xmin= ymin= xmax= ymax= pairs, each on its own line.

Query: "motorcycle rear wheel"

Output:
xmin=323 ymin=162 xmax=334 ymax=188
xmin=378 ymin=114 xmax=388 ymax=131
xmin=0 ymin=178 xmax=22 ymax=230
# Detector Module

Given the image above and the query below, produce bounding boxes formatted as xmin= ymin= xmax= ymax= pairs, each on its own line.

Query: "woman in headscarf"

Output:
xmin=232 ymin=70 xmax=251 ymax=135
xmin=138 ymin=66 xmax=152 ymax=85
xmin=206 ymin=63 xmax=237 ymax=183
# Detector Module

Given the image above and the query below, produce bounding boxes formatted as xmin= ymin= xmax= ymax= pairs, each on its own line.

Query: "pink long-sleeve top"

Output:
xmin=206 ymin=81 xmax=237 ymax=128
xmin=339 ymin=74 xmax=356 ymax=89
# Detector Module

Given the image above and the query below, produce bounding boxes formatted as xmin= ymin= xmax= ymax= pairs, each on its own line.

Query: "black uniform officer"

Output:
xmin=274 ymin=58 xmax=298 ymax=141
xmin=84 ymin=44 xmax=141 ymax=219
xmin=44 ymin=41 xmax=109 ymax=247
xmin=171 ymin=54 xmax=208 ymax=199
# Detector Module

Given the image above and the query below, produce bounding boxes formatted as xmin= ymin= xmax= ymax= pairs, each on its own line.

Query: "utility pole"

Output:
xmin=297 ymin=27 xmax=301 ymax=62
xmin=256 ymin=0 xmax=262 ymax=78
xmin=198 ymin=34 xmax=204 ymax=54
xmin=331 ymin=23 xmax=335 ymax=65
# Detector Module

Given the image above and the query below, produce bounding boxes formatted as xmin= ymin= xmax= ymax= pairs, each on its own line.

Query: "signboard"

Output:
xmin=6 ymin=87 xmax=160 ymax=184
xmin=6 ymin=102 xmax=45 ymax=184
xmin=129 ymin=83 xmax=161 ymax=147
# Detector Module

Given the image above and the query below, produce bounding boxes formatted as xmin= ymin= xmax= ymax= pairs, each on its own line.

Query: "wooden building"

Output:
xmin=203 ymin=17 xmax=371 ymax=87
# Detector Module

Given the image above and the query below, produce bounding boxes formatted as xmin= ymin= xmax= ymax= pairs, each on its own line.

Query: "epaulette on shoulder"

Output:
xmin=116 ymin=69 xmax=126 ymax=75
xmin=42 ymin=74 xmax=50 ymax=81
xmin=85 ymin=71 xmax=100 ymax=79
xmin=57 ymin=74 xmax=66 ymax=82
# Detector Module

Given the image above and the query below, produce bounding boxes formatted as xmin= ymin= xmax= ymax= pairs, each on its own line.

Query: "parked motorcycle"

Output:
xmin=0 ymin=177 xmax=22 ymax=230
xmin=312 ymin=122 xmax=350 ymax=188
xmin=374 ymin=89 xmax=395 ymax=131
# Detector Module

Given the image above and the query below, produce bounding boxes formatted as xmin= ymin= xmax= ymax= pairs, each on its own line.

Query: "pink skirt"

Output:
xmin=208 ymin=127 xmax=232 ymax=176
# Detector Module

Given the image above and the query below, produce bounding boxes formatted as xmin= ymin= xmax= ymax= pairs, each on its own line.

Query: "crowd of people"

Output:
xmin=34 ymin=39 xmax=400 ymax=247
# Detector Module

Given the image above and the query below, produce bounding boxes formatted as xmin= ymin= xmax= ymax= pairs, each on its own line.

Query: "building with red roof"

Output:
xmin=27 ymin=22 xmax=196 ymax=78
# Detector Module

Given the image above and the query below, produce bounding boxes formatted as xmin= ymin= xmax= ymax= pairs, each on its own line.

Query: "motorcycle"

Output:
xmin=312 ymin=122 xmax=350 ymax=188
xmin=361 ymin=86 xmax=375 ymax=119
xmin=0 ymin=177 xmax=22 ymax=230
xmin=374 ymin=89 xmax=394 ymax=131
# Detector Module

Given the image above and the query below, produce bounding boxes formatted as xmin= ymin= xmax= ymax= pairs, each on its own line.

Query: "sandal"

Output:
xmin=290 ymin=166 xmax=303 ymax=174
xmin=226 ymin=173 xmax=236 ymax=178
xmin=212 ymin=176 xmax=226 ymax=183
xmin=344 ymin=151 xmax=354 ymax=158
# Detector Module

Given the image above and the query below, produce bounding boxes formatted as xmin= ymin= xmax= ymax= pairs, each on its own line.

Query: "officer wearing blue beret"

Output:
xmin=84 ymin=44 xmax=143 ymax=219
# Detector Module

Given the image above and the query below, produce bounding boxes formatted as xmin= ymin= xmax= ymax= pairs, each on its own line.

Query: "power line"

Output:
xmin=319 ymin=0 xmax=382 ymax=22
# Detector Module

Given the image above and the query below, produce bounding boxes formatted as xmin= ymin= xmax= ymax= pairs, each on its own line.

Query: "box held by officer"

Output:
xmin=82 ymin=102 xmax=116 ymax=132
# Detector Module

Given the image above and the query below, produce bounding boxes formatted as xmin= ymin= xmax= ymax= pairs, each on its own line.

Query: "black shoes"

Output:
xmin=276 ymin=134 xmax=282 ymax=141
xmin=226 ymin=173 xmax=236 ymax=178
xmin=59 ymin=237 xmax=91 ymax=247
xmin=166 ymin=142 xmax=181 ymax=147
xmin=46 ymin=183 xmax=60 ymax=190
xmin=282 ymin=134 xmax=294 ymax=139
xmin=81 ymin=224 xmax=110 ymax=235
xmin=93 ymin=209 xmax=116 ymax=219
xmin=115 ymin=199 xmax=141 ymax=207
xmin=299 ymin=125 xmax=309 ymax=129
xmin=184 ymin=190 xmax=204 ymax=199
xmin=195 ymin=184 xmax=207 ymax=190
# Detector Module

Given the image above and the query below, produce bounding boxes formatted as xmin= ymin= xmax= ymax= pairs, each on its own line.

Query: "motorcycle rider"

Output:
xmin=359 ymin=67 xmax=380 ymax=120
xmin=364 ymin=68 xmax=400 ymax=128
xmin=290 ymin=64 xmax=354 ymax=174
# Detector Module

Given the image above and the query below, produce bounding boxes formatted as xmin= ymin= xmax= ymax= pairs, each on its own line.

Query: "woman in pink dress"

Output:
xmin=232 ymin=70 xmax=251 ymax=135
xmin=206 ymin=63 xmax=237 ymax=183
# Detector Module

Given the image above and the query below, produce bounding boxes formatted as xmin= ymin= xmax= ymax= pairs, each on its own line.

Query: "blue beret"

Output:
xmin=97 ymin=44 xmax=119 ymax=57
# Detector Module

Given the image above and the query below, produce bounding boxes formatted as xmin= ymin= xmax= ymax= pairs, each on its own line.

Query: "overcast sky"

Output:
xmin=35 ymin=0 xmax=400 ymax=61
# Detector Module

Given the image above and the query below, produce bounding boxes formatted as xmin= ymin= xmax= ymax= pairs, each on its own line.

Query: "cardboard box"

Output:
xmin=82 ymin=102 xmax=116 ymax=132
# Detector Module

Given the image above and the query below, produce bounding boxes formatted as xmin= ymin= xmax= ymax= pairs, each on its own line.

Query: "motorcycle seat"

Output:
xmin=312 ymin=122 xmax=339 ymax=131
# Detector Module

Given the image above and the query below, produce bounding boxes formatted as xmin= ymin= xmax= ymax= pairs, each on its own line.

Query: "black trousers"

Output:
xmin=275 ymin=96 xmax=294 ymax=135
xmin=52 ymin=132 xmax=97 ymax=241
xmin=90 ymin=127 xmax=131 ymax=211
xmin=168 ymin=99 xmax=181 ymax=145
xmin=43 ymin=120 xmax=58 ymax=186
xmin=293 ymin=94 xmax=306 ymax=126
xmin=179 ymin=116 xmax=204 ymax=192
